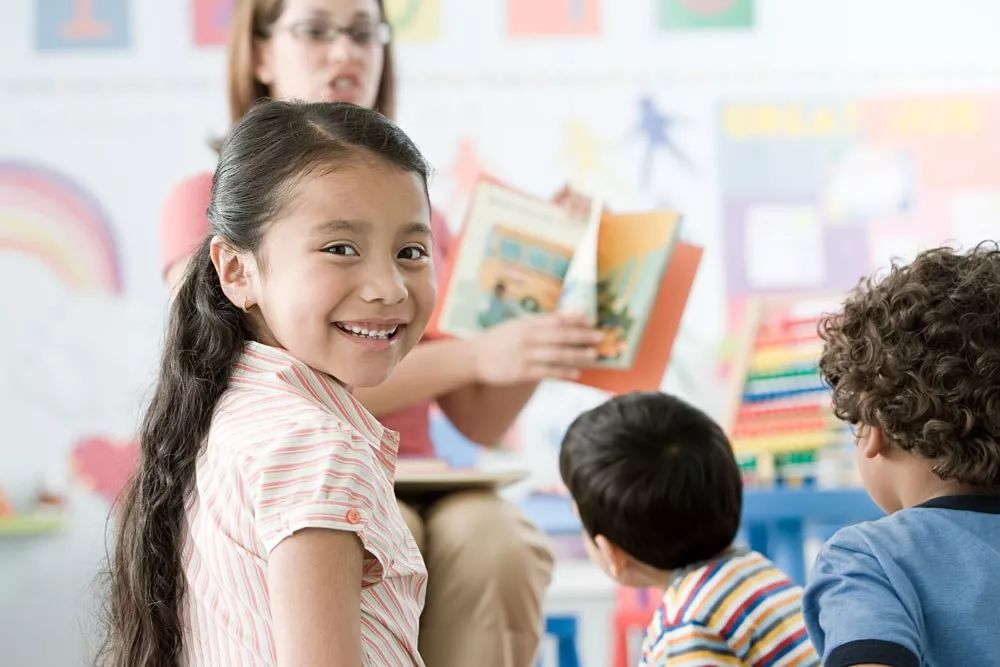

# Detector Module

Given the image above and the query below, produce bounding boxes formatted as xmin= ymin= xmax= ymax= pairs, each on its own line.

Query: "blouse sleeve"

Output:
xmin=243 ymin=418 xmax=396 ymax=584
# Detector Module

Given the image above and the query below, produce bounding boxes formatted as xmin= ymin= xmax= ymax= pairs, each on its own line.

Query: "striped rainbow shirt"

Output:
xmin=179 ymin=342 xmax=426 ymax=665
xmin=640 ymin=550 xmax=818 ymax=667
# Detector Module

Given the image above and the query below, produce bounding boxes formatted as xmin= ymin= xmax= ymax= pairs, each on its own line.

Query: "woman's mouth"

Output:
xmin=326 ymin=75 xmax=361 ymax=101
xmin=331 ymin=76 xmax=357 ymax=91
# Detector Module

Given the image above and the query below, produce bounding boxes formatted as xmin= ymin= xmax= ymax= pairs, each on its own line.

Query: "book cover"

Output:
xmin=435 ymin=181 xmax=588 ymax=337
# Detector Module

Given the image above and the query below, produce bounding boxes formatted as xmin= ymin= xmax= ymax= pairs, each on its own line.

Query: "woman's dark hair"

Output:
xmin=100 ymin=100 xmax=429 ymax=666
xmin=819 ymin=243 xmax=1000 ymax=487
xmin=559 ymin=391 xmax=743 ymax=570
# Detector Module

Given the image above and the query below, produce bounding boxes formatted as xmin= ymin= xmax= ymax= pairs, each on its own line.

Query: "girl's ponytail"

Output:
xmin=102 ymin=240 xmax=247 ymax=666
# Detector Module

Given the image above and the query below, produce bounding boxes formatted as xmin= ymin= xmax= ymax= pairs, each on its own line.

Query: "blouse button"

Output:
xmin=346 ymin=509 xmax=362 ymax=525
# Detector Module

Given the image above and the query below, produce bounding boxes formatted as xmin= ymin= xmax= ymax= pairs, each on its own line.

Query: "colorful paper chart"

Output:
xmin=719 ymin=96 xmax=1000 ymax=298
xmin=658 ymin=0 xmax=754 ymax=30
xmin=508 ymin=0 xmax=601 ymax=37
xmin=193 ymin=0 xmax=234 ymax=47
xmin=384 ymin=0 xmax=441 ymax=42
xmin=35 ymin=0 xmax=131 ymax=51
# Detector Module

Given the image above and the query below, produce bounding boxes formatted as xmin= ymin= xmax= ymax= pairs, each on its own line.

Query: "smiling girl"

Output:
xmin=106 ymin=101 xmax=434 ymax=666
xmin=159 ymin=2 xmax=602 ymax=664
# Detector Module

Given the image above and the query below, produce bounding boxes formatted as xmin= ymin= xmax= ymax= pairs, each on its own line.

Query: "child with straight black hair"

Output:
xmin=560 ymin=392 xmax=818 ymax=666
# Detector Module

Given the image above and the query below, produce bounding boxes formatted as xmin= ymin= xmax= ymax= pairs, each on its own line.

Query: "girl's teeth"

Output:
xmin=339 ymin=324 xmax=398 ymax=340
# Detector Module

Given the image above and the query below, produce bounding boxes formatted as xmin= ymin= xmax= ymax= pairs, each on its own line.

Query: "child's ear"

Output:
xmin=859 ymin=425 xmax=887 ymax=459
xmin=210 ymin=235 xmax=256 ymax=311
xmin=594 ymin=535 xmax=629 ymax=579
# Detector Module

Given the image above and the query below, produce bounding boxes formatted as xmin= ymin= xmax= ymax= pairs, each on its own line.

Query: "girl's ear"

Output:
xmin=210 ymin=235 xmax=257 ymax=311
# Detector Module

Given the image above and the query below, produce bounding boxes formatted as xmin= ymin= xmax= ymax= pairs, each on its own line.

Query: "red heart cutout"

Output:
xmin=71 ymin=436 xmax=138 ymax=503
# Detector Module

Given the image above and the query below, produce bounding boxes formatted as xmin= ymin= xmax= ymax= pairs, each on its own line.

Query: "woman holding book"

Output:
xmin=159 ymin=1 xmax=602 ymax=665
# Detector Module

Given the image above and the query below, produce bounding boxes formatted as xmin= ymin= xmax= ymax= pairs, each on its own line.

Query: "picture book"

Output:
xmin=431 ymin=180 xmax=702 ymax=393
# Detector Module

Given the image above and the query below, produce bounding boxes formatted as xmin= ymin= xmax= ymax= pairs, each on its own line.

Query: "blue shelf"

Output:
xmin=742 ymin=488 xmax=882 ymax=522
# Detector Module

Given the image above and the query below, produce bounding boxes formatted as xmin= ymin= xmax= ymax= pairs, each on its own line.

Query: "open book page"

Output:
xmin=593 ymin=210 xmax=680 ymax=369
xmin=556 ymin=194 xmax=603 ymax=323
xmin=437 ymin=181 xmax=587 ymax=338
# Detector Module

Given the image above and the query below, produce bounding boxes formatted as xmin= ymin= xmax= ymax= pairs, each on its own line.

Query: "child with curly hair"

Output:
xmin=806 ymin=243 xmax=1000 ymax=667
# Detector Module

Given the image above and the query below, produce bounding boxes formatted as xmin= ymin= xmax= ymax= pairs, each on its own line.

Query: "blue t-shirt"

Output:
xmin=803 ymin=494 xmax=1000 ymax=667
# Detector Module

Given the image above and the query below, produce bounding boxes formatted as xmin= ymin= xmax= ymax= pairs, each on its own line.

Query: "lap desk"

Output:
xmin=394 ymin=462 xmax=528 ymax=494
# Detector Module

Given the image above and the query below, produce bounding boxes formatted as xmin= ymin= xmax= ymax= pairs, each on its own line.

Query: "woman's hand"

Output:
xmin=471 ymin=312 xmax=603 ymax=385
xmin=552 ymin=183 xmax=595 ymax=221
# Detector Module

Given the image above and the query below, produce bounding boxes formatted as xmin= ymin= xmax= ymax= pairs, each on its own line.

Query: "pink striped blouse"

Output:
xmin=179 ymin=342 xmax=426 ymax=665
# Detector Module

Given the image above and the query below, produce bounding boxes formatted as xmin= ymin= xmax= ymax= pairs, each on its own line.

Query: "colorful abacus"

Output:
xmin=727 ymin=297 xmax=857 ymax=488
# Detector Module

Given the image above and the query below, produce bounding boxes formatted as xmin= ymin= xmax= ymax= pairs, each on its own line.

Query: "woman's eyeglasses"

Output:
xmin=276 ymin=20 xmax=391 ymax=48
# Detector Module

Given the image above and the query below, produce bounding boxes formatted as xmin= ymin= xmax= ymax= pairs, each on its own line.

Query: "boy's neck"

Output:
xmin=898 ymin=478 xmax=988 ymax=509
xmin=890 ymin=458 xmax=988 ymax=510
xmin=626 ymin=559 xmax=674 ymax=589
xmin=629 ymin=546 xmax=739 ymax=590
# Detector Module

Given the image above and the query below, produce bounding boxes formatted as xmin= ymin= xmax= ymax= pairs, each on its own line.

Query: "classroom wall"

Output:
xmin=2 ymin=1 xmax=1000 ymax=664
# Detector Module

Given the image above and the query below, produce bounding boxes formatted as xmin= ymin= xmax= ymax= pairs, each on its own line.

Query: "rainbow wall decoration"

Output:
xmin=0 ymin=161 xmax=122 ymax=293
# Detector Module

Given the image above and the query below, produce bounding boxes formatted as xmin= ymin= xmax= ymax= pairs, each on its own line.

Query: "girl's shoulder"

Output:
xmin=210 ymin=387 xmax=366 ymax=471
xmin=218 ymin=342 xmax=391 ymax=455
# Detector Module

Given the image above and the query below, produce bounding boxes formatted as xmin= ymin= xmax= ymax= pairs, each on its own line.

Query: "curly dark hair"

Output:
xmin=819 ymin=243 xmax=1000 ymax=488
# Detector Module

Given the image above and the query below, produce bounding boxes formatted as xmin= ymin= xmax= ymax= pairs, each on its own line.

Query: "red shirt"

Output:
xmin=160 ymin=174 xmax=452 ymax=458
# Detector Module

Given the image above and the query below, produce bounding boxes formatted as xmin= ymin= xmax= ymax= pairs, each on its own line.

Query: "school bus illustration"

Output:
xmin=477 ymin=224 xmax=574 ymax=328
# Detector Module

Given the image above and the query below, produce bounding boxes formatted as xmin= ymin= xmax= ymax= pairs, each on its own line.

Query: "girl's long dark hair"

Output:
xmin=99 ymin=101 xmax=429 ymax=666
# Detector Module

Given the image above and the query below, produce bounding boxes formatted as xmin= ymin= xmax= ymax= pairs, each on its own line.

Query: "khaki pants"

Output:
xmin=397 ymin=491 xmax=555 ymax=667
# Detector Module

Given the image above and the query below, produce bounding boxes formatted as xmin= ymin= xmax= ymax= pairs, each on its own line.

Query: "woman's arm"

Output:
xmin=354 ymin=312 xmax=602 ymax=446
xmin=435 ymin=381 xmax=539 ymax=446
xmin=352 ymin=338 xmax=478 ymax=416
xmin=267 ymin=528 xmax=365 ymax=667
xmin=351 ymin=340 xmax=538 ymax=446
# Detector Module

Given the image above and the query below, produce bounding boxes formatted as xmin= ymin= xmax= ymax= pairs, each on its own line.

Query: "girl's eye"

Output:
xmin=399 ymin=246 xmax=428 ymax=261
xmin=324 ymin=244 xmax=359 ymax=257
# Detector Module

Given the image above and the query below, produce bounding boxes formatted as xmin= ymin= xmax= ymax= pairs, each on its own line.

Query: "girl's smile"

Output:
xmin=333 ymin=317 xmax=406 ymax=349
